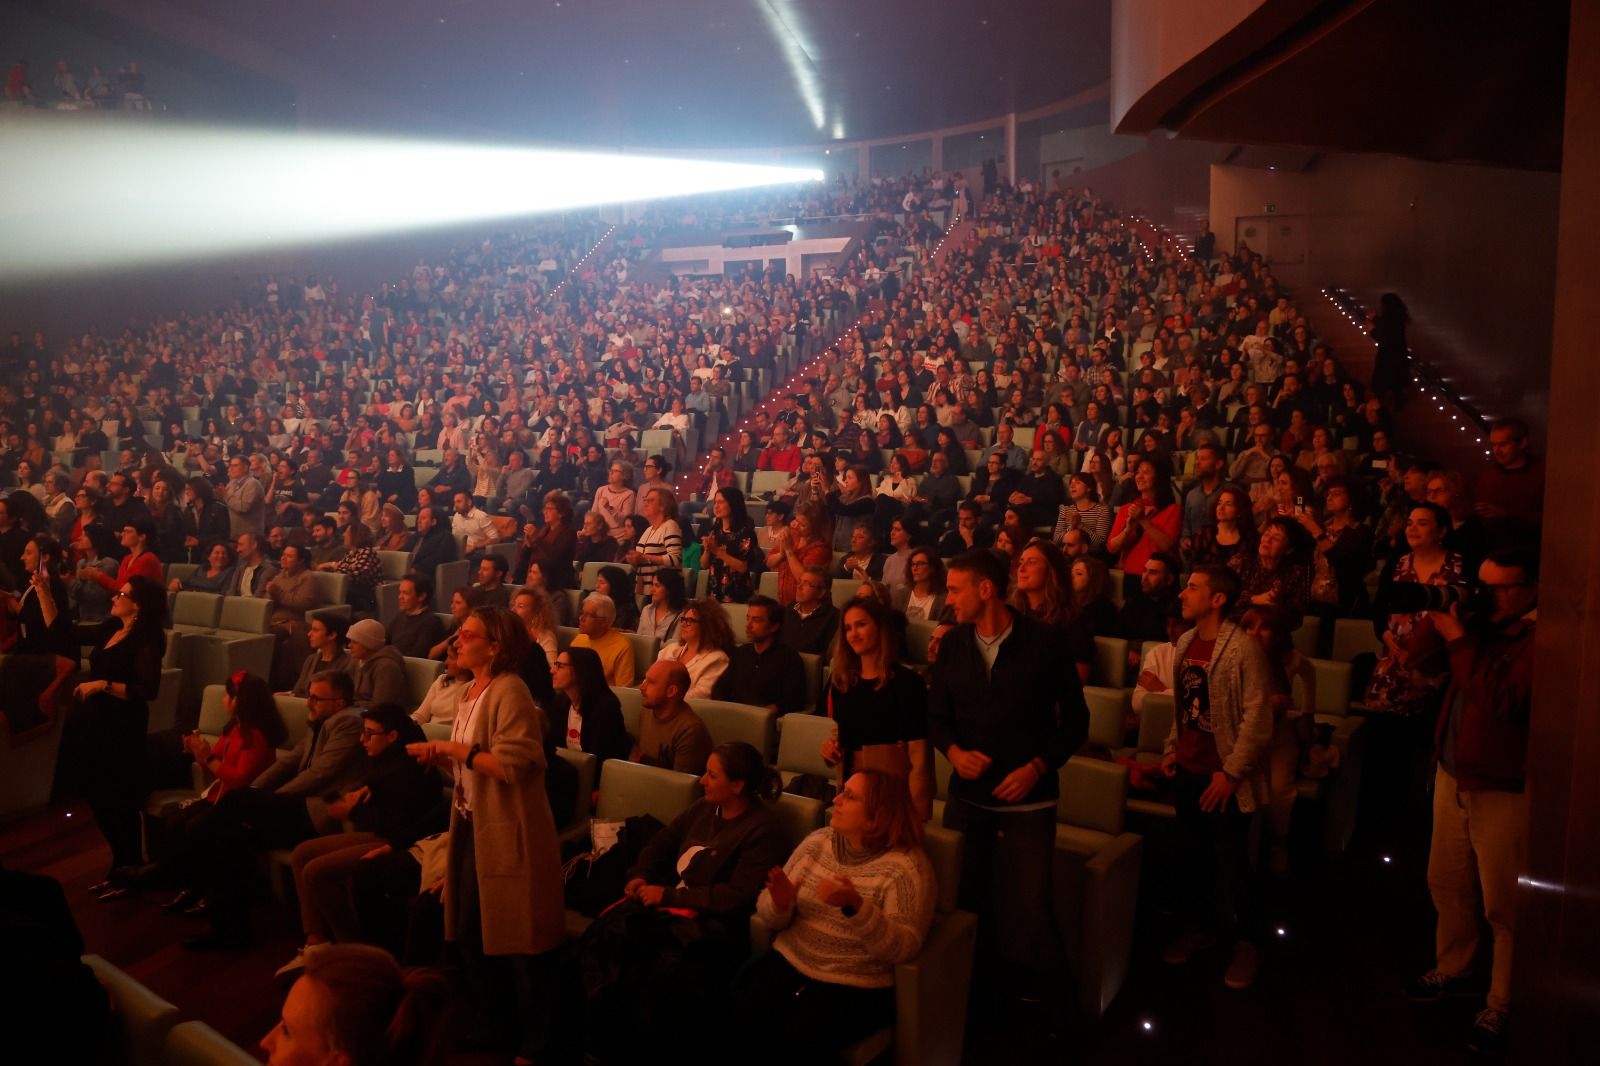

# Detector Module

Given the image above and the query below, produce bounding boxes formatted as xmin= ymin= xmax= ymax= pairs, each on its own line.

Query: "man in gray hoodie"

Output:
xmin=346 ymin=618 xmax=410 ymax=710
xmin=1159 ymin=564 xmax=1273 ymax=990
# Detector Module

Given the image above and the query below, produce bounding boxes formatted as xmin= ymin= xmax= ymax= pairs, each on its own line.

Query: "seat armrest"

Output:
xmin=1080 ymin=832 xmax=1143 ymax=1016
xmin=892 ymin=909 xmax=977 ymax=1066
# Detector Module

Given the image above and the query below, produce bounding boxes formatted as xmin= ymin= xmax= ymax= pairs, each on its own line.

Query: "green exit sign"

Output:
xmin=1265 ymin=202 xmax=1277 ymax=214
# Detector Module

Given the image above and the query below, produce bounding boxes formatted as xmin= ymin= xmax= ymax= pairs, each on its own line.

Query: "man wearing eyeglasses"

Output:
xmin=571 ymin=592 xmax=634 ymax=686
xmin=1404 ymin=545 xmax=1539 ymax=1056
xmin=185 ymin=671 xmax=367 ymax=950
xmin=278 ymin=702 xmax=446 ymax=979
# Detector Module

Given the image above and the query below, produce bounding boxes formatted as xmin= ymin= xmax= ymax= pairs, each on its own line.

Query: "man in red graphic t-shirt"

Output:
xmin=1160 ymin=564 xmax=1274 ymax=991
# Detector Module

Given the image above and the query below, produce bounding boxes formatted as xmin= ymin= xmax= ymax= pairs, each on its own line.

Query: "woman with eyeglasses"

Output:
xmin=406 ymin=606 xmax=565 ymax=1066
xmin=61 ymin=574 xmax=168 ymax=894
xmin=655 ymin=597 xmax=734 ymax=701
xmin=737 ymin=769 xmax=936 ymax=1064
xmin=546 ymin=646 xmax=630 ymax=768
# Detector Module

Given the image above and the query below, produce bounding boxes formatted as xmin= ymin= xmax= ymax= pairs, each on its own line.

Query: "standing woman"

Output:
xmin=1106 ymin=458 xmax=1181 ymax=600
xmin=1188 ymin=485 xmax=1257 ymax=568
xmin=701 ymin=486 xmax=759 ymax=604
xmin=146 ymin=478 xmax=186 ymax=564
xmin=766 ymin=504 xmax=831 ymax=607
xmin=1051 ymin=472 xmax=1114 ymax=552
xmin=826 ymin=466 xmax=876 ymax=553
xmin=65 ymin=574 xmax=167 ymax=891
xmin=1370 ymin=292 xmax=1411 ymax=412
xmin=517 ymin=492 xmax=578 ymax=593
xmin=406 ymin=607 xmax=565 ymax=1066
xmin=821 ymin=597 xmax=933 ymax=821
xmin=0 ymin=535 xmax=78 ymax=735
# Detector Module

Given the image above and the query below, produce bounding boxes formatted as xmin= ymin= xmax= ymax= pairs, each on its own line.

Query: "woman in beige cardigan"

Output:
xmin=407 ymin=605 xmax=564 ymax=1065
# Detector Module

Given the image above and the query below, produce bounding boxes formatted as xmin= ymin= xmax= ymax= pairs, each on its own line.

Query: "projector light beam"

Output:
xmin=0 ymin=115 xmax=822 ymax=280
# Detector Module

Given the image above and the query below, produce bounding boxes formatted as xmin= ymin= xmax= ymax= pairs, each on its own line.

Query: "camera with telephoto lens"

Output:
xmin=1383 ymin=580 xmax=1495 ymax=627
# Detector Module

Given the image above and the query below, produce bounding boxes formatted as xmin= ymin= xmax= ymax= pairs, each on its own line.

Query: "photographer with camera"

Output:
xmin=1402 ymin=545 xmax=1537 ymax=1057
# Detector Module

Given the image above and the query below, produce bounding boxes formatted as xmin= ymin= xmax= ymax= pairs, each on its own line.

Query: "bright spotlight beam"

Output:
xmin=0 ymin=115 xmax=822 ymax=281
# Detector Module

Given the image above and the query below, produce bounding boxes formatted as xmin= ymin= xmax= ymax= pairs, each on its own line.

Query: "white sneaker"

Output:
xmin=274 ymin=941 xmax=327 ymax=980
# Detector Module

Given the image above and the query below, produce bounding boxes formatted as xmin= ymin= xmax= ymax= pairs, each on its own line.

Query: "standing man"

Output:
xmin=927 ymin=549 xmax=1088 ymax=1006
xmin=1404 ymin=546 xmax=1538 ymax=1056
xmin=224 ymin=455 xmax=266 ymax=537
xmin=1159 ymin=565 xmax=1273 ymax=990
xmin=1181 ymin=440 xmax=1227 ymax=553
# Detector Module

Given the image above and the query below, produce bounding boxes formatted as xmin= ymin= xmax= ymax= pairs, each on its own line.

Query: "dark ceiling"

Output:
xmin=55 ymin=0 xmax=1112 ymax=147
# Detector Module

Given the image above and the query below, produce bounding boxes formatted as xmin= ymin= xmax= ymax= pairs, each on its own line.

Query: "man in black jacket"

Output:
xmin=277 ymin=702 xmax=444 ymax=978
xmin=928 ymin=549 xmax=1089 ymax=1004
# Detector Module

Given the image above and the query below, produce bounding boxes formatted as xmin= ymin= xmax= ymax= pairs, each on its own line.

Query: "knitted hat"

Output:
xmin=347 ymin=618 xmax=387 ymax=650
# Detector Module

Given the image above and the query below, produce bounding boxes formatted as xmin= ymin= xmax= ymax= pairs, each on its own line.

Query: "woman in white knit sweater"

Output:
xmin=736 ymin=769 xmax=936 ymax=1063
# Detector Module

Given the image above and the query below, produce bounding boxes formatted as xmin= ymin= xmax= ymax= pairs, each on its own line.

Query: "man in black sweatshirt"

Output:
xmin=928 ymin=548 xmax=1089 ymax=1006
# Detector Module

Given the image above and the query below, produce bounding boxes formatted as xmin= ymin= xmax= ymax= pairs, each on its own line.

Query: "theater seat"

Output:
xmin=1082 ymin=685 xmax=1129 ymax=750
xmin=772 ymin=791 xmax=826 ymax=849
xmin=776 ymin=711 xmax=834 ymax=790
xmin=1091 ymin=635 xmax=1129 ymax=688
xmin=82 ymin=954 xmax=180 ymax=1066
xmin=171 ymin=591 xmax=223 ymax=633
xmin=626 ymin=632 xmax=659 ymax=682
xmin=594 ymin=759 xmax=703 ymax=825
xmin=722 ymin=602 xmax=748 ymax=642
xmin=609 ymin=684 xmax=643 ymax=743
xmin=690 ymin=698 xmax=777 ymax=759
xmin=402 ymin=656 xmax=445 ymax=712
xmin=1052 ymin=757 xmax=1143 ymax=1016
xmin=160 ymin=1021 xmax=259 ymax=1066
xmin=0 ymin=666 xmax=68 ymax=821
xmin=555 ymin=746 xmax=598 ymax=841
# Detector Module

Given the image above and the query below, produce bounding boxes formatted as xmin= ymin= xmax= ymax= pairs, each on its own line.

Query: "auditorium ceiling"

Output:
xmin=55 ymin=0 xmax=1112 ymax=146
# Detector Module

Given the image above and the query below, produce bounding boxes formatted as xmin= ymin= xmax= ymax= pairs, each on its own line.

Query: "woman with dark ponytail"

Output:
xmin=261 ymin=942 xmax=449 ymax=1066
xmin=577 ymin=741 xmax=791 ymax=1063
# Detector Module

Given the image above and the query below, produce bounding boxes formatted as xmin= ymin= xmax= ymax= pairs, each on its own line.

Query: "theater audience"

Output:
xmin=578 ymin=742 xmax=789 ymax=1063
xmin=510 ymin=586 xmax=559 ymax=667
xmin=287 ymin=615 xmax=354 ymax=698
xmin=407 ymin=606 xmax=565 ymax=1065
xmin=631 ymin=660 xmax=713 ymax=774
xmin=766 ymin=503 xmax=831 ymax=606
xmin=655 ymin=596 xmax=734 ymax=699
xmin=389 ymin=572 xmax=448 ymax=659
xmin=412 ymin=637 xmax=469 ymax=726
xmin=0 ymin=534 xmax=76 ymax=734
xmin=821 ymin=597 xmax=933 ymax=819
xmin=1160 ymin=565 xmax=1272 ymax=990
xmin=780 ymin=567 xmax=840 ymax=655
xmin=716 ymin=595 xmax=807 ymax=715
xmin=572 ymin=592 xmax=635 ymax=686
xmin=929 ymin=550 xmax=1086 ymax=1006
xmin=546 ymin=646 xmax=630 ymax=766
xmin=61 ymin=574 xmax=167 ymax=891
xmin=737 ymin=769 xmax=936 ymax=1064
xmin=1240 ymin=605 xmax=1316 ymax=877
xmin=168 ymin=540 xmax=235 ymax=593
xmin=635 ymin=567 xmax=687 ymax=643
xmin=592 ymin=564 xmax=639 ymax=632
xmin=279 ymin=703 xmax=445 ymax=978
xmin=347 ymin=619 xmax=410 ymax=710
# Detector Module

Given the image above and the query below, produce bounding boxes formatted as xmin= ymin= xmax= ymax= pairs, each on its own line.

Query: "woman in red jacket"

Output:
xmin=78 ymin=516 xmax=164 ymax=593
xmin=149 ymin=671 xmax=288 ymax=910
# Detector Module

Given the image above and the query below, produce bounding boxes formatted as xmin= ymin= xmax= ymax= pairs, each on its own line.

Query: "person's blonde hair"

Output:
xmin=469 ymin=605 xmax=532 ymax=676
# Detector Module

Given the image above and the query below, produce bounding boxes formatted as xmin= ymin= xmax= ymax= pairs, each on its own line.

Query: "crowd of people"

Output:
xmin=4 ymin=57 xmax=155 ymax=111
xmin=0 ymin=163 xmax=1543 ymax=1063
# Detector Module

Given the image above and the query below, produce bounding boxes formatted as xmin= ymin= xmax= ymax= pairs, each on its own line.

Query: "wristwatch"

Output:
xmin=465 ymin=743 xmax=482 ymax=770
xmin=840 ymin=902 xmax=859 ymax=919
